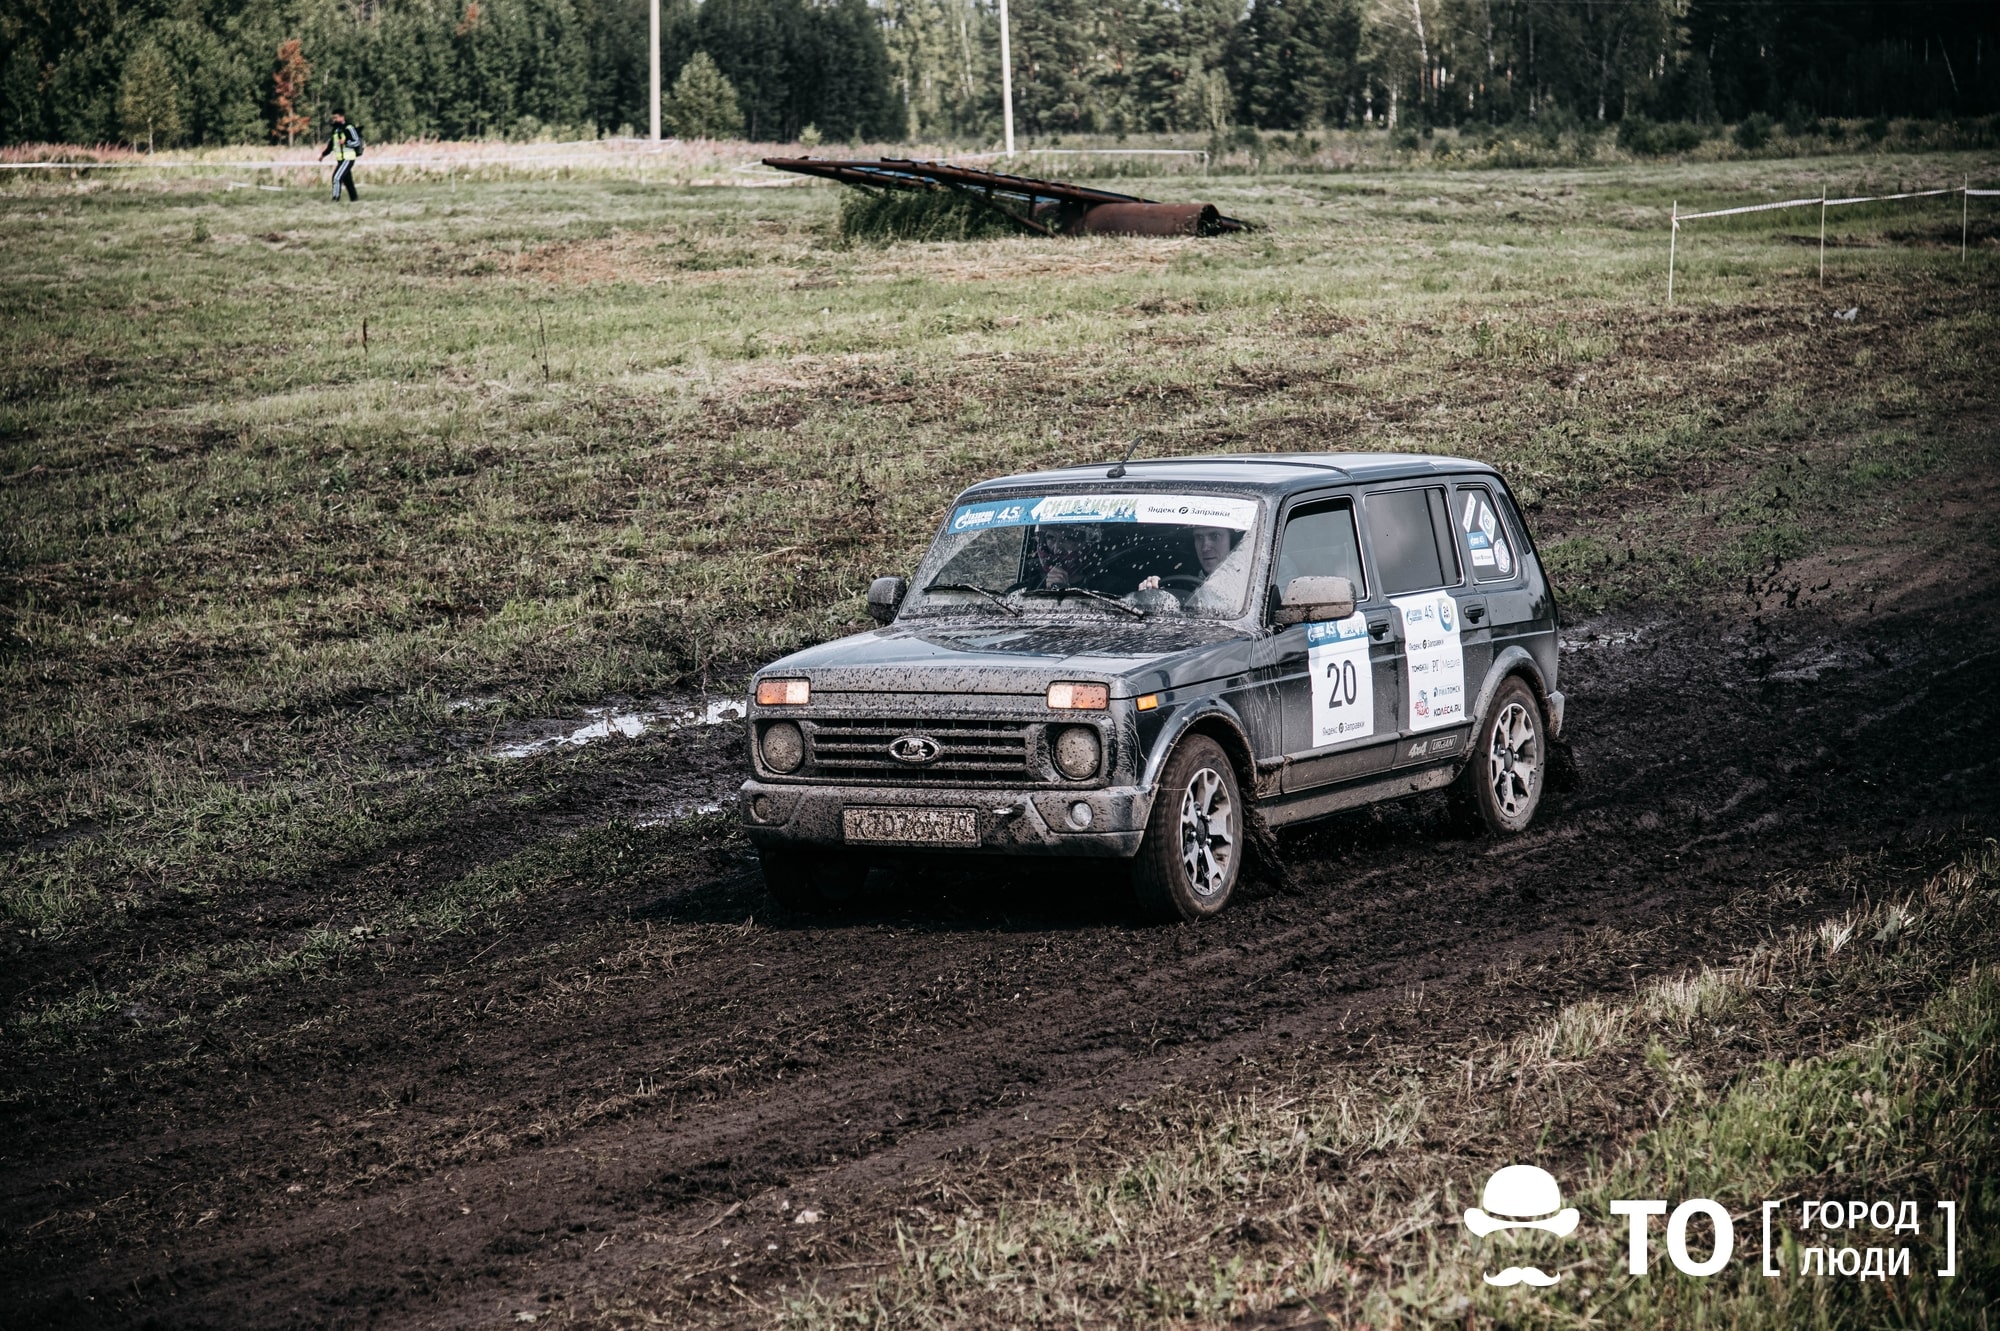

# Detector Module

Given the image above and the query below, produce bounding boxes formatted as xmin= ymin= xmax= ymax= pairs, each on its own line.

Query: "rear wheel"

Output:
xmin=759 ymin=845 xmax=869 ymax=912
xmin=1454 ymin=677 xmax=1546 ymax=835
xmin=1133 ymin=736 xmax=1243 ymax=922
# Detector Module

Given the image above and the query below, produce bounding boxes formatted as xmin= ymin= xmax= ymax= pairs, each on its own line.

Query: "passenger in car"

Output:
xmin=1136 ymin=525 xmax=1238 ymax=596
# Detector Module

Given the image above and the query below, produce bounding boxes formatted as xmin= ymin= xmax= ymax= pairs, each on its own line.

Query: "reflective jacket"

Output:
xmin=328 ymin=125 xmax=362 ymax=162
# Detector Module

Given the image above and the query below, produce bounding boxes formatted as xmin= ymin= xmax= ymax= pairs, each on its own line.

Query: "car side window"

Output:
xmin=1455 ymin=483 xmax=1518 ymax=581
xmin=1275 ymin=498 xmax=1366 ymax=597
xmin=1365 ymin=487 xmax=1461 ymax=594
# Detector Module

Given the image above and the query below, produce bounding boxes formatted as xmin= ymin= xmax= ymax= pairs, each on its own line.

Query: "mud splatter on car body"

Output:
xmin=742 ymin=453 xmax=1561 ymax=914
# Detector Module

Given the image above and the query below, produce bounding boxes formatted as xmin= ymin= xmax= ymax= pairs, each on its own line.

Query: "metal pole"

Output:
xmin=649 ymin=0 xmax=661 ymax=142
xmin=1667 ymin=201 xmax=1677 ymax=306
xmin=1965 ymin=180 xmax=1970 ymax=263
xmin=1818 ymin=188 xmax=1826 ymax=284
xmin=998 ymin=0 xmax=1016 ymax=157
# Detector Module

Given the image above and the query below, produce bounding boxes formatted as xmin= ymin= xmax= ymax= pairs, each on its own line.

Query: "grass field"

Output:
xmin=3 ymin=149 xmax=1998 ymax=1327
xmin=4 ymin=151 xmax=1994 ymax=936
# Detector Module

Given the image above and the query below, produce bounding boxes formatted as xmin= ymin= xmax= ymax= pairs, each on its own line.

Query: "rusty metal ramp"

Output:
xmin=762 ymin=157 xmax=1250 ymax=237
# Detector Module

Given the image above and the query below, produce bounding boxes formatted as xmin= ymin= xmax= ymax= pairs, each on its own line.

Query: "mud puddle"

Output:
xmin=488 ymin=696 xmax=746 ymax=760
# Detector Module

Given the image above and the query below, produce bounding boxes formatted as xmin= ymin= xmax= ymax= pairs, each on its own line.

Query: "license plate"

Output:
xmin=842 ymin=806 xmax=978 ymax=846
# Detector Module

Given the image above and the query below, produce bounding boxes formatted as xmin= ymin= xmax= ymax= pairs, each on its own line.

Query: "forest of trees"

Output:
xmin=1 ymin=0 xmax=1995 ymax=149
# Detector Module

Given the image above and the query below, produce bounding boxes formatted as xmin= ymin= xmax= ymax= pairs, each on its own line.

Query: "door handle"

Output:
xmin=1465 ymin=602 xmax=1486 ymax=624
xmin=1367 ymin=617 xmax=1392 ymax=640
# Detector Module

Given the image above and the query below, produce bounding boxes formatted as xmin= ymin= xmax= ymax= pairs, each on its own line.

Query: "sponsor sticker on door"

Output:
xmin=1306 ymin=613 xmax=1375 ymax=747
xmin=1394 ymin=592 xmax=1466 ymax=733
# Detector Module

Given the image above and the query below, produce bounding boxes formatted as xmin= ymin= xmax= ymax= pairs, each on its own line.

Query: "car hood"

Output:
xmin=761 ymin=618 xmax=1248 ymax=696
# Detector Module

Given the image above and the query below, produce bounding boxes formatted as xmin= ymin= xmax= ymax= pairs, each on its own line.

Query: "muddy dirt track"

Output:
xmin=4 ymin=577 xmax=1998 ymax=1329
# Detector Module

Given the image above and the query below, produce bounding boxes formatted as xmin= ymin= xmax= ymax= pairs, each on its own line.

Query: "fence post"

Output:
xmin=1668 ymin=201 xmax=1678 ymax=306
xmin=1965 ymin=181 xmax=1970 ymax=264
xmin=1819 ymin=188 xmax=1827 ymax=284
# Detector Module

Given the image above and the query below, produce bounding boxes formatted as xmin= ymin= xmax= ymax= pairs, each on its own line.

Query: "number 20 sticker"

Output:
xmin=1306 ymin=614 xmax=1375 ymax=747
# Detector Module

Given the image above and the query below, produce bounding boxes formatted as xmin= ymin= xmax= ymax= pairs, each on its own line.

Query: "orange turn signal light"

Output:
xmin=1135 ymin=694 xmax=1159 ymax=711
xmin=1046 ymin=681 xmax=1109 ymax=710
xmin=756 ymin=678 xmax=811 ymax=706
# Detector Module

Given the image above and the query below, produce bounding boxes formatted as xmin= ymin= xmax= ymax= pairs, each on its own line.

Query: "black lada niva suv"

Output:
xmin=741 ymin=453 xmax=1563 ymax=920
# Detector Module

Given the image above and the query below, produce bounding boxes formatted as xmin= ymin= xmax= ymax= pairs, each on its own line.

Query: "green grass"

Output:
xmin=2 ymin=151 xmax=1996 ymax=949
xmin=838 ymin=188 xmax=1020 ymax=242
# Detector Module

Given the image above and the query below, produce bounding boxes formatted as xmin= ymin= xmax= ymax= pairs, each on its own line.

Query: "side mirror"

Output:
xmin=1274 ymin=575 xmax=1356 ymax=627
xmin=866 ymin=575 xmax=908 ymax=625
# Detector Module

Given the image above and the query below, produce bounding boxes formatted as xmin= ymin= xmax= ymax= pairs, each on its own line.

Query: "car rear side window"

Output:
xmin=1275 ymin=498 xmax=1366 ymax=595
xmin=1366 ymin=487 xmax=1460 ymax=594
xmin=1455 ymin=484 xmax=1518 ymax=581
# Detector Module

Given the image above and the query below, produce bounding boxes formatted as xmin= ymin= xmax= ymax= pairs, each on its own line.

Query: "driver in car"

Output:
xmin=1032 ymin=523 xmax=1104 ymax=589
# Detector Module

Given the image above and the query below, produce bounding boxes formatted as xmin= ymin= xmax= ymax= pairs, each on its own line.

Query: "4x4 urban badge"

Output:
xmin=742 ymin=453 xmax=1564 ymax=920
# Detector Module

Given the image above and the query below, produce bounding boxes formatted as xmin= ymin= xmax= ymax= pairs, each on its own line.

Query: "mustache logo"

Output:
xmin=1466 ymin=1165 xmax=1575 ymax=1289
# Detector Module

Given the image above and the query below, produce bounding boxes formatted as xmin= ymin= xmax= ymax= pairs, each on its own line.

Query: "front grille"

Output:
xmin=806 ymin=717 xmax=1036 ymax=784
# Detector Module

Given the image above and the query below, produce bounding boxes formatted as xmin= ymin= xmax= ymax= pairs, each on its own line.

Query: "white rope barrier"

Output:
xmin=1675 ymin=195 xmax=1825 ymax=222
xmin=1825 ymin=187 xmax=1955 ymax=208
xmin=952 ymin=148 xmax=1210 ymax=159
xmin=1669 ymin=182 xmax=1990 ymax=302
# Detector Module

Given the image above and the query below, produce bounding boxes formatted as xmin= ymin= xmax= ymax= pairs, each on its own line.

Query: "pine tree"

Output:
xmin=812 ymin=0 xmax=898 ymax=141
xmin=665 ymin=51 xmax=743 ymax=138
xmin=1230 ymin=0 xmax=1363 ymax=128
xmin=117 ymin=42 xmax=182 ymax=151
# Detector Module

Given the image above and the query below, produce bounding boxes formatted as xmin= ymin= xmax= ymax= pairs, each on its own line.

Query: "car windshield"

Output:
xmin=903 ymin=491 xmax=1263 ymax=620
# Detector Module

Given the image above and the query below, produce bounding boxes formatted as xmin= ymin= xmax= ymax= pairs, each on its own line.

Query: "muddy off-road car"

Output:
xmin=741 ymin=454 xmax=1563 ymax=919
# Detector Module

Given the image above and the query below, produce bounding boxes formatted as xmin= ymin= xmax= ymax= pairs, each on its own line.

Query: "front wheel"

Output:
xmin=1455 ymin=677 xmax=1546 ymax=835
xmin=1132 ymin=736 xmax=1243 ymax=922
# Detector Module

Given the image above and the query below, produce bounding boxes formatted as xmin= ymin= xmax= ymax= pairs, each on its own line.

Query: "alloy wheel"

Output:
xmin=1178 ymin=767 xmax=1235 ymax=897
xmin=1488 ymin=701 xmax=1540 ymax=820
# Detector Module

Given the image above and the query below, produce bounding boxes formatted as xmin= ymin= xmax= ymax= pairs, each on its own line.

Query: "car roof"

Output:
xmin=959 ymin=452 xmax=1499 ymax=498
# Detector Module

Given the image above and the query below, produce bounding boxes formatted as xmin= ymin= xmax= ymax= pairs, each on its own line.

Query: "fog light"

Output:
xmin=1053 ymin=725 xmax=1101 ymax=779
xmin=751 ymin=795 xmax=774 ymax=822
xmin=760 ymin=721 xmax=804 ymax=773
xmin=1067 ymin=801 xmax=1094 ymax=829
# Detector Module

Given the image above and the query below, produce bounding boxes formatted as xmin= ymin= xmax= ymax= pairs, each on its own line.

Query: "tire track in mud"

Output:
xmin=5 ymin=590 xmax=1998 ymax=1328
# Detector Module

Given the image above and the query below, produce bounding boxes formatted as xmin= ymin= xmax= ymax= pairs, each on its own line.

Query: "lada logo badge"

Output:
xmin=888 ymin=735 xmax=942 ymax=765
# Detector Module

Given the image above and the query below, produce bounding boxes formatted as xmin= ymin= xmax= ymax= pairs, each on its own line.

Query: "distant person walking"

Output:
xmin=320 ymin=112 xmax=363 ymax=202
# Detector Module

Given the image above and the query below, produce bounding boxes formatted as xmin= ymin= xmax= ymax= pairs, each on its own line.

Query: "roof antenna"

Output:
xmin=1106 ymin=437 xmax=1142 ymax=479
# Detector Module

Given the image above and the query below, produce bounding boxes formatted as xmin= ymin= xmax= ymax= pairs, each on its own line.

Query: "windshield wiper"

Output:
xmin=923 ymin=582 xmax=1022 ymax=616
xmin=1019 ymin=587 xmax=1146 ymax=619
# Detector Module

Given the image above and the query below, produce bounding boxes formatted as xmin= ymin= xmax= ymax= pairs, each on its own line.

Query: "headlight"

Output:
xmin=1053 ymin=725 xmax=1101 ymax=779
xmin=1046 ymin=681 xmax=1109 ymax=710
xmin=757 ymin=678 xmax=810 ymax=706
xmin=760 ymin=721 xmax=805 ymax=773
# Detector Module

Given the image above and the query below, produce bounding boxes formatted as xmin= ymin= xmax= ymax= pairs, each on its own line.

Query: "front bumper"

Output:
xmin=739 ymin=778 xmax=1154 ymax=857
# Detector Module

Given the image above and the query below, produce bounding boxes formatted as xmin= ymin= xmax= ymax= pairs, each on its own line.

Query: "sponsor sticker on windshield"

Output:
xmin=949 ymin=494 xmax=1258 ymax=534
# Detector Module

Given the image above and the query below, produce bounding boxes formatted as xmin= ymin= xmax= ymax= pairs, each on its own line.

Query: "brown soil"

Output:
xmin=3 ymin=568 xmax=1998 ymax=1328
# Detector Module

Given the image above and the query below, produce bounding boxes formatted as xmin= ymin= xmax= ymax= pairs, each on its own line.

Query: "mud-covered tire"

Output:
xmin=1132 ymin=736 xmax=1243 ymax=922
xmin=759 ymin=845 xmax=869 ymax=912
xmin=1453 ymin=677 xmax=1546 ymax=836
